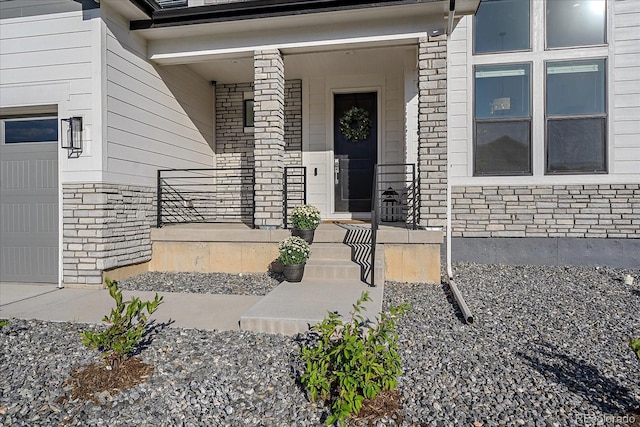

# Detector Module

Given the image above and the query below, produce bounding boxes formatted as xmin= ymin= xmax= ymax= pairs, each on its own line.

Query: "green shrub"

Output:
xmin=0 ymin=319 xmax=8 ymax=328
xmin=631 ymin=337 xmax=640 ymax=359
xmin=300 ymin=292 xmax=409 ymax=426
xmin=81 ymin=279 xmax=163 ymax=368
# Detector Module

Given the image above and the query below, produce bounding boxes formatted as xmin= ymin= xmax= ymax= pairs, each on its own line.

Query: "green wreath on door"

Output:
xmin=339 ymin=107 xmax=372 ymax=143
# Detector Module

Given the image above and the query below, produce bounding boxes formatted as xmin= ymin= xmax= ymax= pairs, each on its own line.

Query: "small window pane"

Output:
xmin=244 ymin=100 xmax=254 ymax=128
xmin=547 ymin=0 xmax=606 ymax=48
xmin=547 ymin=59 xmax=606 ymax=116
xmin=474 ymin=0 xmax=530 ymax=53
xmin=475 ymin=121 xmax=531 ymax=175
xmin=475 ymin=64 xmax=530 ymax=119
xmin=547 ymin=118 xmax=606 ymax=173
xmin=3 ymin=118 xmax=58 ymax=143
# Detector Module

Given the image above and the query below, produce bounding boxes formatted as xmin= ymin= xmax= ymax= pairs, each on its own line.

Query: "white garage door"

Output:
xmin=0 ymin=116 xmax=58 ymax=283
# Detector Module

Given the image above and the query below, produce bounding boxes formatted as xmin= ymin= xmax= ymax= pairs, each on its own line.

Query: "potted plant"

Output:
xmin=278 ymin=236 xmax=311 ymax=282
xmin=290 ymin=204 xmax=321 ymax=244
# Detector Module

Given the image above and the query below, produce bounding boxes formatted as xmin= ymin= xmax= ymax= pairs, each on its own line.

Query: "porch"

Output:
xmin=105 ymin=222 xmax=441 ymax=334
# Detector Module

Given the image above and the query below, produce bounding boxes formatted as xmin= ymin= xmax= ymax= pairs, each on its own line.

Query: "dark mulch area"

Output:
xmin=59 ymin=358 xmax=154 ymax=405
xmin=353 ymin=389 xmax=403 ymax=426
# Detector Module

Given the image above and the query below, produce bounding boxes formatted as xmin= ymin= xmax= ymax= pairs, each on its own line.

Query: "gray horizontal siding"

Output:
xmin=0 ymin=0 xmax=97 ymax=20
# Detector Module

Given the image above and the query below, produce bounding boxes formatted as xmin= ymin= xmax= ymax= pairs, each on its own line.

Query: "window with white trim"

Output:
xmin=546 ymin=0 xmax=606 ymax=49
xmin=474 ymin=63 xmax=532 ymax=175
xmin=1 ymin=116 xmax=58 ymax=144
xmin=471 ymin=0 xmax=609 ymax=177
xmin=546 ymin=59 xmax=607 ymax=174
xmin=474 ymin=0 xmax=530 ymax=54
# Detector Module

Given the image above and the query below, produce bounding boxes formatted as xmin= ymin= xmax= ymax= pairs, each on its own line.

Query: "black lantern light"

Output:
xmin=381 ymin=187 xmax=400 ymax=222
xmin=61 ymin=116 xmax=83 ymax=158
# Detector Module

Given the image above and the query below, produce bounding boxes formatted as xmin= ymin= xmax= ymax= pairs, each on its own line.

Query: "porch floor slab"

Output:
xmin=239 ymin=278 xmax=383 ymax=335
xmin=152 ymin=222 xmax=442 ymax=244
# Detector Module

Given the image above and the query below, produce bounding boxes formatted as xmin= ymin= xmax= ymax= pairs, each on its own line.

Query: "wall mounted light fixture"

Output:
xmin=61 ymin=116 xmax=83 ymax=158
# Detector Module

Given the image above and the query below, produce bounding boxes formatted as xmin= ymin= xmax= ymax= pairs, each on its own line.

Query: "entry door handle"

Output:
xmin=334 ymin=158 xmax=340 ymax=185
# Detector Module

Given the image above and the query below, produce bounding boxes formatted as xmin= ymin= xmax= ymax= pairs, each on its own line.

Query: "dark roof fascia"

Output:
xmin=129 ymin=0 xmax=439 ymax=30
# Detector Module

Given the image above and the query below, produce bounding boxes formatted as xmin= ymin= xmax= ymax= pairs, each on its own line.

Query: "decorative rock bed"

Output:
xmin=1 ymin=263 xmax=638 ymax=426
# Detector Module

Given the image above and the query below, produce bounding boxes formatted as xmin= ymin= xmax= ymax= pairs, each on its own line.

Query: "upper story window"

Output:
xmin=474 ymin=0 xmax=530 ymax=54
xmin=546 ymin=0 xmax=606 ymax=49
xmin=1 ymin=117 xmax=58 ymax=144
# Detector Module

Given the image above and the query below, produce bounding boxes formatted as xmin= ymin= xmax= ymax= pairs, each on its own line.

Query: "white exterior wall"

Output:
xmin=0 ymin=8 xmax=103 ymax=183
xmin=613 ymin=0 xmax=640 ymax=175
xmin=103 ymin=5 xmax=214 ymax=187
xmin=447 ymin=0 xmax=640 ymax=186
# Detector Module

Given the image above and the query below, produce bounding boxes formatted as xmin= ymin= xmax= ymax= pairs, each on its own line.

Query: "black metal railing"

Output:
xmin=157 ymin=167 xmax=255 ymax=228
xmin=370 ymin=163 xmax=418 ymax=287
xmin=283 ymin=166 xmax=307 ymax=229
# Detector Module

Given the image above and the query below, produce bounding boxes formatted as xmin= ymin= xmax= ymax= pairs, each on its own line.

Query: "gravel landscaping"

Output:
xmin=118 ymin=271 xmax=283 ymax=296
xmin=1 ymin=263 xmax=639 ymax=426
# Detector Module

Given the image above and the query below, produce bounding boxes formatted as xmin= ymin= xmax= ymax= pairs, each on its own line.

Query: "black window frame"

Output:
xmin=243 ymin=99 xmax=254 ymax=128
xmin=1 ymin=115 xmax=59 ymax=145
xmin=544 ymin=58 xmax=608 ymax=175
xmin=473 ymin=62 xmax=533 ymax=177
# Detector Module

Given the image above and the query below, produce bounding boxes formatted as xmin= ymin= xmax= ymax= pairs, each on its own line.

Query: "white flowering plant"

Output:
xmin=278 ymin=236 xmax=311 ymax=265
xmin=290 ymin=204 xmax=321 ymax=230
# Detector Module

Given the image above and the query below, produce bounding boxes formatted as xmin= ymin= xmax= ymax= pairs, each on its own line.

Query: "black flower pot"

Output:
xmin=291 ymin=228 xmax=315 ymax=244
xmin=283 ymin=263 xmax=305 ymax=282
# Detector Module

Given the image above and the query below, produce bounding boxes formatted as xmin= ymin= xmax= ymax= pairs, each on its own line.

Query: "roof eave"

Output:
xmin=129 ymin=0 xmax=442 ymax=30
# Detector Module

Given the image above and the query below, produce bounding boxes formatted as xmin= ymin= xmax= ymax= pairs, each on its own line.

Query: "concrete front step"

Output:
xmin=304 ymin=259 xmax=384 ymax=281
xmin=305 ymin=242 xmax=385 ymax=282
xmin=239 ymin=278 xmax=384 ymax=335
xmin=308 ymin=243 xmax=352 ymax=260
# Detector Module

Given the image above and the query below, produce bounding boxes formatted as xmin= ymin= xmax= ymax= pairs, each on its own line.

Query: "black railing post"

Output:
xmin=283 ymin=167 xmax=289 ymax=229
xmin=251 ymin=168 xmax=256 ymax=229
xmin=370 ymin=164 xmax=379 ymax=287
xmin=412 ymin=163 xmax=417 ymax=230
xmin=283 ymin=166 xmax=307 ymax=230
xmin=157 ymin=169 xmax=163 ymax=228
xmin=303 ymin=166 xmax=307 ymax=205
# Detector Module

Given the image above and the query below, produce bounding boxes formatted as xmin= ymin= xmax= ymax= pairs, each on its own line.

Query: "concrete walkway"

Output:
xmin=0 ymin=281 xmax=383 ymax=335
xmin=240 ymin=278 xmax=383 ymax=335
xmin=0 ymin=283 xmax=261 ymax=331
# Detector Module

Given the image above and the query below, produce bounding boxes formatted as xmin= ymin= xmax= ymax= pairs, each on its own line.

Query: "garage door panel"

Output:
xmin=1 ymin=245 xmax=57 ymax=281
xmin=0 ymin=141 xmax=58 ymax=283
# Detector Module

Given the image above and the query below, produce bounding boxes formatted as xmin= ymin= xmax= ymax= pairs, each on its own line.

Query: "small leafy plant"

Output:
xmin=631 ymin=337 xmax=640 ymax=359
xmin=290 ymin=204 xmax=321 ymax=230
xmin=81 ymin=279 xmax=163 ymax=369
xmin=278 ymin=236 xmax=311 ymax=265
xmin=0 ymin=319 xmax=9 ymax=328
xmin=300 ymin=292 xmax=409 ymax=426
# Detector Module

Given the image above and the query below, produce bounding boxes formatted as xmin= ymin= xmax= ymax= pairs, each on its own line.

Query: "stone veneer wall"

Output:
xmin=215 ymin=80 xmax=302 ymax=168
xmin=62 ymin=184 xmax=154 ymax=286
xmin=215 ymin=82 xmax=255 ymax=169
xmin=451 ymin=184 xmax=640 ymax=238
xmin=283 ymin=80 xmax=302 ymax=166
xmin=253 ymin=49 xmax=285 ymax=228
xmin=417 ymin=35 xmax=448 ymax=228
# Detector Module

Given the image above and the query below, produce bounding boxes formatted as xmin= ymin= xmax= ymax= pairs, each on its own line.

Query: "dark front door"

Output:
xmin=334 ymin=92 xmax=377 ymax=213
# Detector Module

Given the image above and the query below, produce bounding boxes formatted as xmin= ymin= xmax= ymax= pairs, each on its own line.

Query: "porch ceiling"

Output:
xmin=186 ymin=44 xmax=414 ymax=84
xmin=129 ymin=1 xmax=476 ymax=66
